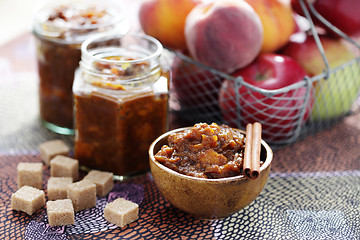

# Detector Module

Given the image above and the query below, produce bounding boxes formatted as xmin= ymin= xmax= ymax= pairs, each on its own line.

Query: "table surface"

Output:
xmin=1 ymin=2 xmax=360 ymax=240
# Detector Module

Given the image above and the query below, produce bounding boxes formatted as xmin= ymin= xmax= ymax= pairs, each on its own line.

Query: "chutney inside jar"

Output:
xmin=74 ymin=34 xmax=168 ymax=176
xmin=154 ymin=122 xmax=264 ymax=179
xmin=33 ymin=3 xmax=128 ymax=134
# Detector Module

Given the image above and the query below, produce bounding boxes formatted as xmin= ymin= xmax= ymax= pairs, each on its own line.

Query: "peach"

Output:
xmin=245 ymin=0 xmax=296 ymax=53
xmin=139 ymin=0 xmax=202 ymax=50
xmin=184 ymin=0 xmax=263 ymax=74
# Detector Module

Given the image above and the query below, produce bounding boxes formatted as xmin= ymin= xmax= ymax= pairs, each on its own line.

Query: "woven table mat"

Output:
xmin=0 ymin=154 xmax=359 ymax=239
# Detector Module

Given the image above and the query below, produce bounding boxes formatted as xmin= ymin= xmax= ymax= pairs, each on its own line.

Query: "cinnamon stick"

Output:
xmin=243 ymin=123 xmax=253 ymax=179
xmin=243 ymin=122 xmax=262 ymax=180
xmin=250 ymin=122 xmax=262 ymax=180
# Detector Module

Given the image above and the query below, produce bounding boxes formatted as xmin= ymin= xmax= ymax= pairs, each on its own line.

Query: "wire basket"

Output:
xmin=162 ymin=0 xmax=360 ymax=146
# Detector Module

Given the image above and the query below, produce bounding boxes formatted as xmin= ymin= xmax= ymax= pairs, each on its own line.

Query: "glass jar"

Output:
xmin=73 ymin=34 xmax=169 ymax=177
xmin=32 ymin=2 xmax=129 ymax=135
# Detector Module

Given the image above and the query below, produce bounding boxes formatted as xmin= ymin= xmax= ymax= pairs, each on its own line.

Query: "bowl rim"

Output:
xmin=149 ymin=126 xmax=273 ymax=183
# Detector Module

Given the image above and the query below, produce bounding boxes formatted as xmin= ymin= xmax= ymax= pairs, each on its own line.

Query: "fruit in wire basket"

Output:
xmin=139 ymin=0 xmax=201 ymax=50
xmin=219 ymin=53 xmax=313 ymax=142
xmin=291 ymin=0 xmax=360 ymax=37
xmin=245 ymin=0 xmax=296 ymax=53
xmin=282 ymin=34 xmax=360 ymax=120
xmin=171 ymin=52 xmax=221 ymax=109
xmin=184 ymin=0 xmax=263 ymax=74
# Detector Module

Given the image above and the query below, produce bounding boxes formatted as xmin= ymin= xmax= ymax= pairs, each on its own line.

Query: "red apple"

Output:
xmin=281 ymin=34 xmax=360 ymax=120
xmin=291 ymin=0 xmax=360 ymax=37
xmin=219 ymin=53 xmax=313 ymax=142
xmin=184 ymin=0 xmax=263 ymax=74
xmin=314 ymin=0 xmax=360 ymax=37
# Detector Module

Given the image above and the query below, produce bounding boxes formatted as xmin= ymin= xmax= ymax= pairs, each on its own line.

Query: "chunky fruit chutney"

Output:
xmin=36 ymin=37 xmax=81 ymax=131
xmin=74 ymin=34 xmax=168 ymax=176
xmin=155 ymin=123 xmax=258 ymax=179
xmin=33 ymin=4 xmax=128 ymax=134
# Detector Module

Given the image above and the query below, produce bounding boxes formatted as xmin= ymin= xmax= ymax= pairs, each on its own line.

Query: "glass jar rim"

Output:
xmin=81 ymin=33 xmax=164 ymax=65
xmin=32 ymin=2 xmax=128 ymax=42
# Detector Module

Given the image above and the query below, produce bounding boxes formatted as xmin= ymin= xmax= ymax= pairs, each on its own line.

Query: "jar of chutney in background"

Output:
xmin=32 ymin=2 xmax=129 ymax=135
xmin=73 ymin=34 xmax=169 ymax=177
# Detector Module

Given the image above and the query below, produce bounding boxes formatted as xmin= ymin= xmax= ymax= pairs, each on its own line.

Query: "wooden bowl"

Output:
xmin=149 ymin=127 xmax=273 ymax=219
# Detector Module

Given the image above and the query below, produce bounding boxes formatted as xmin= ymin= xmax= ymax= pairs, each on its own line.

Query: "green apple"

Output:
xmin=282 ymin=34 xmax=360 ymax=120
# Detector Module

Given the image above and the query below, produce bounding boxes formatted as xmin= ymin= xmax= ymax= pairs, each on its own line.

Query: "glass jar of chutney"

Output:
xmin=32 ymin=2 xmax=129 ymax=135
xmin=73 ymin=34 xmax=169 ymax=177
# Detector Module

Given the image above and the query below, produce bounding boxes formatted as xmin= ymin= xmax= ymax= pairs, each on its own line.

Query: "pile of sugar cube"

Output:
xmin=11 ymin=139 xmax=139 ymax=228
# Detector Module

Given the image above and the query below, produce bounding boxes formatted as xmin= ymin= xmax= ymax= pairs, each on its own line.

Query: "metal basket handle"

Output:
xmin=307 ymin=1 xmax=360 ymax=50
xmin=299 ymin=0 xmax=360 ymax=80
xmin=298 ymin=0 xmax=330 ymax=79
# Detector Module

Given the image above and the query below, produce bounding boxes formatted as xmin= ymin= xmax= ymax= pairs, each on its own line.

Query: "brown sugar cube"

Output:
xmin=50 ymin=155 xmax=79 ymax=181
xmin=11 ymin=186 xmax=45 ymax=215
xmin=67 ymin=180 xmax=96 ymax=212
xmin=83 ymin=170 xmax=114 ymax=197
xmin=47 ymin=177 xmax=73 ymax=200
xmin=39 ymin=140 xmax=70 ymax=166
xmin=17 ymin=162 xmax=43 ymax=189
xmin=104 ymin=198 xmax=139 ymax=228
xmin=47 ymin=199 xmax=75 ymax=226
